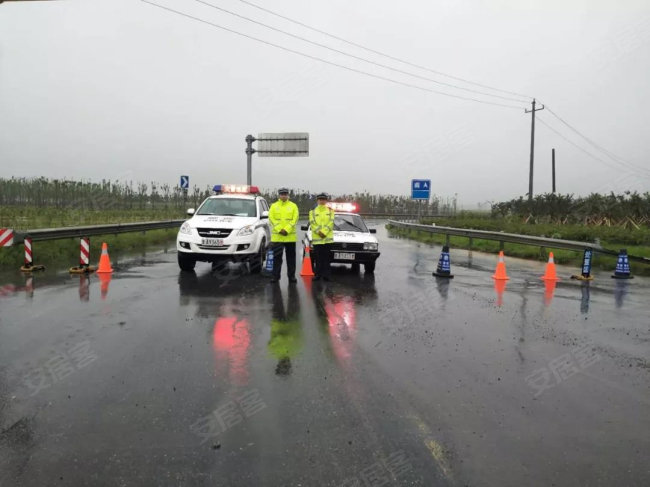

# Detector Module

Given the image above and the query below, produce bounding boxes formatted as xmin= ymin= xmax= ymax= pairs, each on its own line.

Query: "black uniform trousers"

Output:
xmin=313 ymin=243 xmax=332 ymax=278
xmin=272 ymin=242 xmax=296 ymax=280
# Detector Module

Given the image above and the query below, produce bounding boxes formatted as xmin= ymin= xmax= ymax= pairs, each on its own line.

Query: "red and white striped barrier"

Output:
xmin=0 ymin=228 xmax=14 ymax=247
xmin=20 ymin=236 xmax=45 ymax=272
xmin=24 ymin=237 xmax=33 ymax=267
xmin=80 ymin=237 xmax=90 ymax=266
xmin=70 ymin=237 xmax=96 ymax=273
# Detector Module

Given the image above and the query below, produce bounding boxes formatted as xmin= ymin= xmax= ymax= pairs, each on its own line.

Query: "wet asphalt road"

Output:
xmin=0 ymin=224 xmax=649 ymax=487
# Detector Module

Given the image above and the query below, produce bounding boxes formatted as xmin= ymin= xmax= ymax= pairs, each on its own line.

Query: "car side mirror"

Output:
xmin=187 ymin=208 xmax=195 ymax=216
xmin=301 ymin=225 xmax=308 ymax=231
xmin=261 ymin=210 xmax=269 ymax=219
xmin=369 ymin=228 xmax=377 ymax=234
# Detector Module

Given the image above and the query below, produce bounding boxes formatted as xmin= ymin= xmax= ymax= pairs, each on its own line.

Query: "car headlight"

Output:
xmin=179 ymin=222 xmax=192 ymax=235
xmin=364 ymin=242 xmax=378 ymax=251
xmin=237 ymin=224 xmax=255 ymax=236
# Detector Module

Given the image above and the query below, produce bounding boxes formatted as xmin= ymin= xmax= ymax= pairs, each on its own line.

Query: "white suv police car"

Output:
xmin=301 ymin=202 xmax=380 ymax=274
xmin=176 ymin=184 xmax=270 ymax=272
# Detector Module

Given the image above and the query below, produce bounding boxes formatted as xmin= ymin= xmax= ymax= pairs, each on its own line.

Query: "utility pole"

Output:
xmin=552 ymin=148 xmax=556 ymax=194
xmin=245 ymin=135 xmax=256 ymax=185
xmin=525 ymin=99 xmax=544 ymax=201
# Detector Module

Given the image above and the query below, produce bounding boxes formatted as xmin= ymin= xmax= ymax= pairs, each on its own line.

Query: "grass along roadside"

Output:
xmin=0 ymin=206 xmax=184 ymax=230
xmin=0 ymin=229 xmax=177 ymax=269
xmin=386 ymin=224 xmax=650 ymax=276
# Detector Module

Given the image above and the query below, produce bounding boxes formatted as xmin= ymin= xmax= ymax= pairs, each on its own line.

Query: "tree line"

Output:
xmin=0 ymin=177 xmax=453 ymax=215
xmin=491 ymin=192 xmax=650 ymax=227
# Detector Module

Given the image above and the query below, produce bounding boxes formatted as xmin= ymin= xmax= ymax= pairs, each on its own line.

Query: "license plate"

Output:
xmin=201 ymin=238 xmax=224 ymax=246
xmin=334 ymin=252 xmax=355 ymax=260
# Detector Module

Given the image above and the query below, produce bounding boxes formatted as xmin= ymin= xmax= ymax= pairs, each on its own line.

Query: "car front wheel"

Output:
xmin=178 ymin=252 xmax=196 ymax=272
xmin=364 ymin=261 xmax=375 ymax=274
xmin=249 ymin=238 xmax=266 ymax=274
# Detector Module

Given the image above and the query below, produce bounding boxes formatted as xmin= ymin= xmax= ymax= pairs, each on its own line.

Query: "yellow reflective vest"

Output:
xmin=269 ymin=199 xmax=299 ymax=242
xmin=309 ymin=205 xmax=335 ymax=245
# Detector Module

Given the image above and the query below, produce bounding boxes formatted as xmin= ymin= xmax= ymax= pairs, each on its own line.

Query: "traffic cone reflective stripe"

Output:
xmin=492 ymin=251 xmax=509 ymax=280
xmin=96 ymin=242 xmax=113 ymax=273
xmin=300 ymin=246 xmax=315 ymax=277
xmin=541 ymin=252 xmax=560 ymax=281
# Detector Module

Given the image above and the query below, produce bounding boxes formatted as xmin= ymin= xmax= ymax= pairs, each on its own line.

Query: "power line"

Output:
xmin=193 ymin=0 xmax=527 ymax=104
xmin=541 ymin=104 xmax=649 ymax=175
xmin=235 ymin=0 xmax=534 ymax=101
xmin=140 ymin=0 xmax=527 ymax=110
xmin=537 ymin=116 xmax=650 ymax=179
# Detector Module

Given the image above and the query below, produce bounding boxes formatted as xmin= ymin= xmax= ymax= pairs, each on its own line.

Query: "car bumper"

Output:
xmin=329 ymin=250 xmax=380 ymax=264
xmin=177 ymin=234 xmax=259 ymax=261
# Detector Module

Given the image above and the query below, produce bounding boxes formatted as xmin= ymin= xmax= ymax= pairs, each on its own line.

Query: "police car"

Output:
xmin=301 ymin=202 xmax=380 ymax=273
xmin=176 ymin=184 xmax=271 ymax=272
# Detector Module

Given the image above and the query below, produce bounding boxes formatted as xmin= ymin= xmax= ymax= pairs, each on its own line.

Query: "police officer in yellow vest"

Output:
xmin=309 ymin=193 xmax=335 ymax=281
xmin=268 ymin=188 xmax=299 ymax=283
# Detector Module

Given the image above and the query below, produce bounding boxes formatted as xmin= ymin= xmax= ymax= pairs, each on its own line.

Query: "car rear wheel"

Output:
xmin=364 ymin=262 xmax=375 ymax=274
xmin=178 ymin=252 xmax=196 ymax=272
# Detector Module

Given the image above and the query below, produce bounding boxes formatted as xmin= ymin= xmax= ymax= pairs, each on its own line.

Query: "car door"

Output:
xmin=259 ymin=199 xmax=272 ymax=243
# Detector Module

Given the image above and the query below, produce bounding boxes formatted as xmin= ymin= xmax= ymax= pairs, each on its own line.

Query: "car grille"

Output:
xmin=196 ymin=228 xmax=233 ymax=238
xmin=330 ymin=243 xmax=364 ymax=251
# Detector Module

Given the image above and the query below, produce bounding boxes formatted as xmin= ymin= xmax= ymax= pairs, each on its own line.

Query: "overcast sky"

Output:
xmin=1 ymin=0 xmax=649 ymax=206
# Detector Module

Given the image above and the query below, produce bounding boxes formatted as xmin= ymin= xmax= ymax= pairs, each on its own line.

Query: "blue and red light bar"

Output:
xmin=326 ymin=202 xmax=358 ymax=213
xmin=213 ymin=184 xmax=260 ymax=194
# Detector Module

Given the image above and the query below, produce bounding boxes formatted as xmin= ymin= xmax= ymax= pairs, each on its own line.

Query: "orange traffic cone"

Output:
xmin=541 ymin=252 xmax=560 ymax=281
xmin=300 ymin=246 xmax=315 ymax=277
xmin=492 ymin=251 xmax=509 ymax=280
xmin=96 ymin=242 xmax=113 ymax=273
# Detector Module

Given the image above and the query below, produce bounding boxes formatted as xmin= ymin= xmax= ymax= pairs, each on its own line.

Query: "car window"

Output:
xmin=259 ymin=199 xmax=268 ymax=215
xmin=334 ymin=214 xmax=368 ymax=232
xmin=197 ymin=198 xmax=257 ymax=217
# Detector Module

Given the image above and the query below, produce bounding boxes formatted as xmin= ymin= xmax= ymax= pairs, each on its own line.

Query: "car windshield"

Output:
xmin=334 ymin=214 xmax=368 ymax=232
xmin=197 ymin=198 xmax=257 ymax=217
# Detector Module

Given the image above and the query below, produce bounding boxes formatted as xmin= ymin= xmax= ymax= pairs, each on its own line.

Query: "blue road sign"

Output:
xmin=180 ymin=175 xmax=189 ymax=189
xmin=411 ymin=179 xmax=431 ymax=200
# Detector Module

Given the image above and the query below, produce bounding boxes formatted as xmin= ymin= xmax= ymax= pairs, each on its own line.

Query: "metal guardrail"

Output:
xmin=7 ymin=214 xmax=429 ymax=245
xmin=13 ymin=220 xmax=185 ymax=244
xmin=387 ymin=220 xmax=650 ymax=264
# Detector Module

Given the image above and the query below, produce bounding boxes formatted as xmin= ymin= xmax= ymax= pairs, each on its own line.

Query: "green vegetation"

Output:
xmin=0 ymin=229 xmax=177 ymax=268
xmin=0 ymin=206 xmax=185 ymax=230
xmin=419 ymin=215 xmax=650 ymax=247
xmin=0 ymin=177 xmax=457 ymax=221
xmin=387 ymin=216 xmax=650 ymax=275
xmin=492 ymin=192 xmax=650 ymax=226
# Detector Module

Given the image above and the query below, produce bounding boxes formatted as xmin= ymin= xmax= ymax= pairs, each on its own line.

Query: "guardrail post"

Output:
xmin=499 ymin=241 xmax=504 ymax=251
xmin=445 ymin=234 xmax=450 ymax=246
xmin=468 ymin=237 xmax=473 ymax=250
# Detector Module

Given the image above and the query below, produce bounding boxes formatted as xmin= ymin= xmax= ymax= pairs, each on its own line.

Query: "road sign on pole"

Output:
xmin=245 ymin=132 xmax=309 ymax=185
xmin=411 ymin=179 xmax=431 ymax=200
xmin=256 ymin=133 xmax=309 ymax=157
xmin=180 ymin=175 xmax=189 ymax=189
